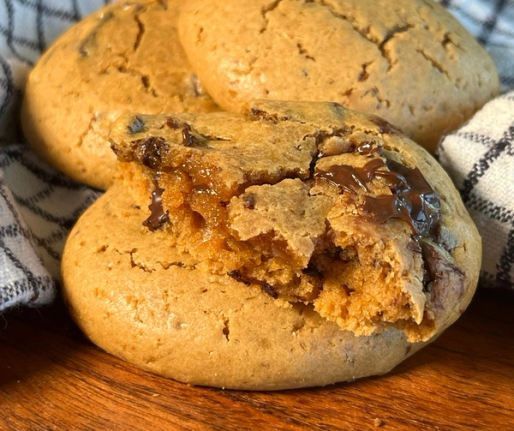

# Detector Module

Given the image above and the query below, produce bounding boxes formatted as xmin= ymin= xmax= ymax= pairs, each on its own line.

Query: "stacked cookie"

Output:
xmin=22 ymin=0 xmax=493 ymax=389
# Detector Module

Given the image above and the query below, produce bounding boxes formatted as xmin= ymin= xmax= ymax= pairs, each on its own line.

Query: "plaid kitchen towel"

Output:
xmin=0 ymin=0 xmax=513 ymax=313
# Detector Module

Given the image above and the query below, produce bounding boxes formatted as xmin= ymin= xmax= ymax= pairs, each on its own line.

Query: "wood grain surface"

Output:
xmin=0 ymin=288 xmax=513 ymax=431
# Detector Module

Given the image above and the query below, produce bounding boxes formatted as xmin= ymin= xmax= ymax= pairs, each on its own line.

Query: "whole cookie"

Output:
xmin=62 ymin=100 xmax=480 ymax=389
xmin=22 ymin=0 xmax=219 ymax=190
xmin=178 ymin=0 xmax=499 ymax=151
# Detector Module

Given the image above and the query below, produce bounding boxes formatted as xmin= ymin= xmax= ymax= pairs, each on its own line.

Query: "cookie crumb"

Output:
xmin=374 ymin=418 xmax=383 ymax=427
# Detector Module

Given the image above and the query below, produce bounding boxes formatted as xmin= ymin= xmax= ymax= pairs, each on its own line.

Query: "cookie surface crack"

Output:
xmin=416 ymin=48 xmax=451 ymax=80
xmin=297 ymin=43 xmax=315 ymax=61
xmin=259 ymin=0 xmax=284 ymax=33
xmin=78 ymin=11 xmax=115 ymax=56
xmin=378 ymin=24 xmax=413 ymax=71
xmin=116 ymin=63 xmax=159 ymax=97
xmin=76 ymin=112 xmax=96 ymax=148
xmin=133 ymin=8 xmax=146 ymax=51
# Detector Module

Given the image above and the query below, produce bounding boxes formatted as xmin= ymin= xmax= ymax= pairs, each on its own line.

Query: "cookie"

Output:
xmin=21 ymin=0 xmax=219 ymax=190
xmin=62 ymin=182 xmax=429 ymax=390
xmin=178 ymin=0 xmax=499 ymax=151
xmin=62 ymin=100 xmax=480 ymax=389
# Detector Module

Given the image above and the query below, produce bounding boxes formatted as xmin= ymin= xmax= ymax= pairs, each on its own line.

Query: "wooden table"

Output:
xmin=1 ymin=288 xmax=513 ymax=430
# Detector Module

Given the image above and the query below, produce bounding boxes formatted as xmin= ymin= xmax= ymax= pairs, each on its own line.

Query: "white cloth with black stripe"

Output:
xmin=0 ymin=0 xmax=513 ymax=312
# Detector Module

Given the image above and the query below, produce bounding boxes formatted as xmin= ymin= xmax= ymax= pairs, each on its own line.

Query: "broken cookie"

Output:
xmin=62 ymin=100 xmax=480 ymax=389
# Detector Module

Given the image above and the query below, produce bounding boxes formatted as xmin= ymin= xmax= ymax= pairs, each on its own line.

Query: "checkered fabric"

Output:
xmin=0 ymin=0 xmax=111 ymax=312
xmin=0 ymin=0 xmax=513 ymax=312
xmin=0 ymin=144 xmax=100 ymax=311
xmin=434 ymin=0 xmax=514 ymax=91
xmin=438 ymin=91 xmax=514 ymax=288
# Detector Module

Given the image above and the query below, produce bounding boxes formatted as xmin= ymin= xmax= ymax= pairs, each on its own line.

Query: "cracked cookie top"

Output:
xmin=178 ymin=0 xmax=499 ymax=151
xmin=22 ymin=0 xmax=219 ymax=190
xmin=110 ymin=100 xmax=481 ymax=342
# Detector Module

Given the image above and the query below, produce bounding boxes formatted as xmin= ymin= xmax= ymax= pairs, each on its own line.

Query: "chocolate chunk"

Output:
xmin=166 ymin=117 xmax=181 ymax=129
xmin=379 ymin=159 xmax=441 ymax=238
xmin=371 ymin=117 xmax=398 ymax=135
xmin=421 ymin=241 xmax=465 ymax=286
xmin=138 ymin=137 xmax=169 ymax=169
xmin=358 ymin=65 xmax=369 ymax=82
xmin=302 ymin=263 xmax=324 ymax=279
xmin=182 ymin=124 xmax=202 ymax=147
xmin=127 ymin=115 xmax=144 ymax=134
xmin=315 ymin=158 xmax=386 ymax=194
xmin=249 ymin=108 xmax=290 ymax=124
xmin=227 ymin=270 xmax=251 ymax=286
xmin=261 ymin=282 xmax=279 ymax=299
xmin=317 ymin=156 xmax=441 ymax=239
xmin=143 ymin=178 xmax=169 ymax=231
xmin=243 ymin=194 xmax=256 ymax=209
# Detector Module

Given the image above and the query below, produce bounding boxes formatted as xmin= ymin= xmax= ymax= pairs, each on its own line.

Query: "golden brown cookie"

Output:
xmin=62 ymin=182 xmax=428 ymax=390
xmin=178 ymin=0 xmax=499 ymax=151
xmin=62 ymin=100 xmax=480 ymax=389
xmin=22 ymin=0 xmax=219 ymax=190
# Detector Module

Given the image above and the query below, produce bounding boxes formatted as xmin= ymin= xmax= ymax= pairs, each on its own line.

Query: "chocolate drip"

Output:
xmin=143 ymin=178 xmax=169 ymax=231
xmin=315 ymin=157 xmax=441 ymax=238
xmin=371 ymin=159 xmax=441 ymax=237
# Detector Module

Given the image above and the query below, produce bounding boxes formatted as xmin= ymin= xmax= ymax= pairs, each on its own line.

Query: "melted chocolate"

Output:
xmin=373 ymin=159 xmax=441 ymax=237
xmin=315 ymin=157 xmax=441 ymax=238
xmin=182 ymin=124 xmax=195 ymax=146
xmin=138 ymin=137 xmax=169 ymax=169
xmin=421 ymin=241 xmax=465 ymax=286
xmin=143 ymin=178 xmax=169 ymax=231
xmin=316 ymin=158 xmax=385 ymax=194
xmin=166 ymin=117 xmax=181 ymax=129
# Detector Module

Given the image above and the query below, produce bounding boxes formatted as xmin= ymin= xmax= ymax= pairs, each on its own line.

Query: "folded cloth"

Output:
xmin=0 ymin=0 xmax=513 ymax=313
xmin=0 ymin=144 xmax=100 ymax=312
xmin=437 ymin=90 xmax=514 ymax=289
